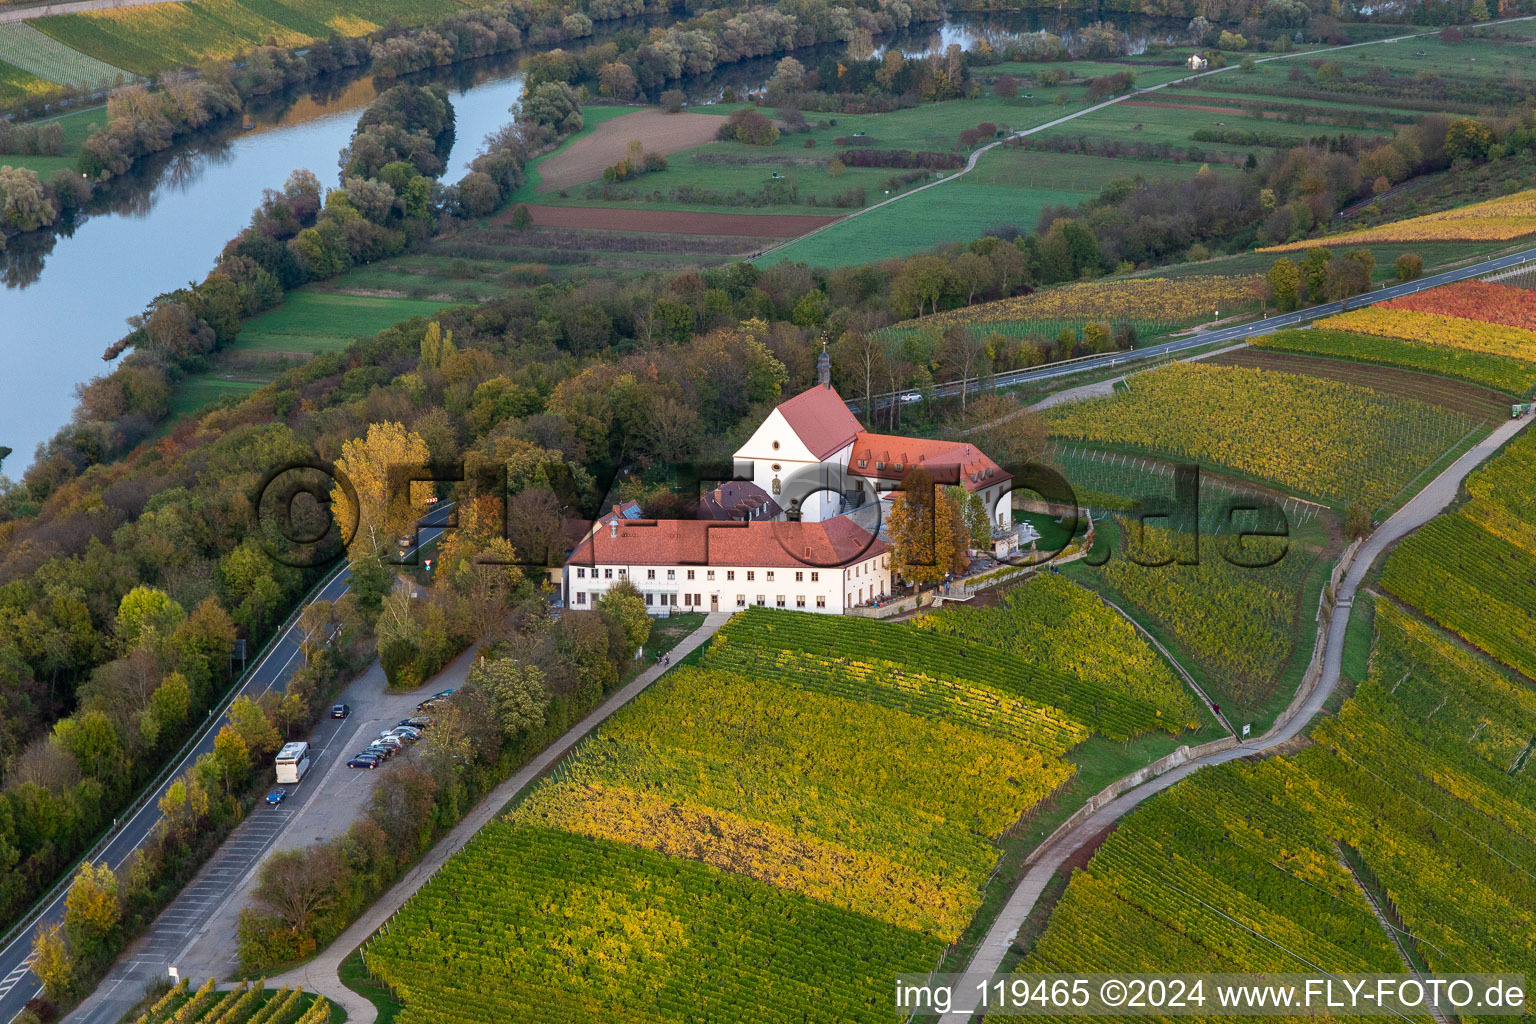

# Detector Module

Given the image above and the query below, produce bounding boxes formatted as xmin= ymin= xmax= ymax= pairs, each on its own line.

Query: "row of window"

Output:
xmin=574 ymin=566 xmax=821 ymax=582
xmin=573 ymin=592 xmax=827 ymax=609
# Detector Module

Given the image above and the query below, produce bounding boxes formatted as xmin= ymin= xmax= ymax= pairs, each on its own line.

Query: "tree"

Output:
xmin=31 ymin=923 xmax=71 ymax=1002
xmin=1345 ymin=502 xmax=1372 ymax=539
xmin=1299 ymin=247 xmax=1331 ymax=302
xmin=1394 ymin=252 xmax=1423 ymax=282
xmin=511 ymin=203 xmax=532 ymax=231
xmin=296 ymin=600 xmax=337 ymax=666
xmin=115 ymin=586 xmax=185 ymax=653
xmin=938 ymin=325 xmax=990 ymax=419
xmin=886 ymin=465 xmax=969 ymax=586
xmin=597 ymin=579 xmax=650 ymax=660
xmin=660 ymin=89 xmax=685 ymax=113
xmin=1267 ymin=257 xmax=1301 ymax=312
xmin=64 ymin=861 xmax=119 ymax=959
xmin=331 ymin=421 xmax=431 ymax=554
xmin=964 ymin=394 xmax=1047 ymax=469
xmin=228 ymin=695 xmax=281 ymax=761
xmin=0 ymin=165 xmax=56 ymax=232
xmin=418 ymin=321 xmax=455 ymax=369
xmin=140 ymin=671 xmax=191 ymax=749
xmin=251 ymin=845 xmax=343 ymax=933
xmin=466 ymin=657 xmax=549 ymax=740
xmin=993 ymin=74 xmax=1019 ymax=98
xmin=1444 ymin=118 xmax=1493 ymax=162
xmin=957 ymin=489 xmax=992 ymax=550
xmin=597 ymin=62 xmax=638 ymax=101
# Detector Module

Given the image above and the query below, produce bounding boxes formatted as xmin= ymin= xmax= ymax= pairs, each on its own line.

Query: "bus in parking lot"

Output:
xmin=274 ymin=741 xmax=311 ymax=784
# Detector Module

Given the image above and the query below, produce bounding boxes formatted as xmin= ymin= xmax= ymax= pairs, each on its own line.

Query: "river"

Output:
xmin=0 ymin=11 xmax=1179 ymax=475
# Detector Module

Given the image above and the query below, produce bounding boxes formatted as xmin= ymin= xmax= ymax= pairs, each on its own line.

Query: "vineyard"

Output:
xmin=31 ymin=0 xmax=463 ymax=77
xmin=1042 ymin=362 xmax=1477 ymax=507
xmin=0 ymin=23 xmax=130 ymax=90
xmin=899 ymin=276 xmax=1263 ymax=329
xmin=1250 ymin=327 xmax=1536 ymax=396
xmin=1257 ymin=188 xmax=1536 ymax=250
xmin=1024 ymin=426 xmax=1536 ymax=989
xmin=0 ymin=60 xmax=54 ymax=104
xmin=1022 ymin=602 xmax=1536 ymax=985
xmin=128 ymin=979 xmax=332 ymax=1024
xmin=1087 ymin=522 xmax=1314 ymax=712
xmin=1381 ymin=428 xmax=1536 ymax=683
xmin=1049 ymin=442 xmax=1324 ymax=528
xmin=1320 ymin=307 xmax=1536 ymax=366
xmin=909 ymin=574 xmax=1201 ymax=724
xmin=361 ymin=606 xmax=1221 ymax=1023
xmin=1378 ymin=279 xmax=1536 ymax=332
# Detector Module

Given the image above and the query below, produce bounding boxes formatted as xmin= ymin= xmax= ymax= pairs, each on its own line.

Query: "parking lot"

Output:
xmin=62 ymin=641 xmax=481 ymax=1023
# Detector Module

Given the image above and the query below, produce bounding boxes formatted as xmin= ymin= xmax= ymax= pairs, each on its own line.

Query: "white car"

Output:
xmin=384 ymin=726 xmax=421 ymax=743
xmin=899 ymin=391 xmax=922 ymax=404
xmin=375 ymin=734 xmax=406 ymax=750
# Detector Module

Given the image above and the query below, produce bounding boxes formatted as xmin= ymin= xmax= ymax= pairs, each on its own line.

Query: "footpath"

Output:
xmin=260 ymin=611 xmax=732 ymax=1023
xmin=937 ymin=413 xmax=1532 ymax=1022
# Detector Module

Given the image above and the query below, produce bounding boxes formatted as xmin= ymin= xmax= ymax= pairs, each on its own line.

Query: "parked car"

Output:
xmin=375 ymin=735 xmax=405 ymax=751
xmin=265 ymin=787 xmax=288 ymax=806
xmin=384 ymin=726 xmax=421 ymax=742
xmin=899 ymin=391 xmax=922 ymax=404
xmin=433 ymin=688 xmax=457 ymax=699
xmin=362 ymin=744 xmax=395 ymax=760
xmin=415 ymin=698 xmax=440 ymax=712
xmin=330 ymin=703 xmax=350 ymax=719
xmin=347 ymin=753 xmax=381 ymax=769
xmin=400 ymin=716 xmax=434 ymax=729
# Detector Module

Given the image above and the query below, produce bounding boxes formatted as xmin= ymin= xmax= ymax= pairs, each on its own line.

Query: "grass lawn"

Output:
xmin=1 ymin=106 xmax=106 ymax=175
xmin=340 ymin=948 xmax=403 ymax=1024
xmin=167 ymin=376 xmax=264 ymax=417
xmin=232 ymin=290 xmax=456 ymax=354
xmin=768 ymin=178 xmax=1086 ymax=267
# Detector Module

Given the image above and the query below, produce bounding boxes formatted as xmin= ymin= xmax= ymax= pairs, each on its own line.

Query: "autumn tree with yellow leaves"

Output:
xmin=331 ymin=421 xmax=431 ymax=554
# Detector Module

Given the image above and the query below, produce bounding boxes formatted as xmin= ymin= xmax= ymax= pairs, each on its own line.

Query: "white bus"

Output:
xmin=275 ymin=741 xmax=311 ymax=785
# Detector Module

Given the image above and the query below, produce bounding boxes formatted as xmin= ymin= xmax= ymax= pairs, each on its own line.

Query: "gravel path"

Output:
xmin=936 ymin=411 xmax=1533 ymax=1022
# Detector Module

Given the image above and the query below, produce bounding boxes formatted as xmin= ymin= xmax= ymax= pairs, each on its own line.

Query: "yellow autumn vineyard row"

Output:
xmin=902 ymin=276 xmax=1264 ymax=328
xmin=1258 ymin=188 xmax=1536 ymax=250
xmin=1318 ymin=307 xmax=1536 ymax=363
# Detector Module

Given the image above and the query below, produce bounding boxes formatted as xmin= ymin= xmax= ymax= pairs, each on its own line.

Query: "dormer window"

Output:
xmin=876 ymin=461 xmax=886 ymax=470
xmin=857 ymin=459 xmax=867 ymax=468
xmin=893 ymin=463 xmax=903 ymax=472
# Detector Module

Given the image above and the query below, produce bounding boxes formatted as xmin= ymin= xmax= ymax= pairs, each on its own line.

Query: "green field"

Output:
xmin=0 ymin=58 xmax=54 ymax=106
xmin=167 ymin=376 xmax=265 ymax=418
xmin=232 ymin=291 xmax=455 ymax=354
xmin=30 ymin=0 xmax=467 ymax=77
xmin=0 ymin=23 xmax=130 ymax=89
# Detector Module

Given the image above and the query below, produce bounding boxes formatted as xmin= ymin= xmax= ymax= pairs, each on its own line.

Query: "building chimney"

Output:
xmin=817 ymin=343 xmax=831 ymax=389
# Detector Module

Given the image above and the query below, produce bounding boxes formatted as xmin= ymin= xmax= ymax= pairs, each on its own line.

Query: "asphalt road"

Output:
xmin=0 ymin=504 xmax=454 ymax=1024
xmin=860 ymin=245 xmax=1536 ymax=414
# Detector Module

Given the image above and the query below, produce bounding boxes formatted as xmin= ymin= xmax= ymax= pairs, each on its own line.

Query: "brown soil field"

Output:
xmin=515 ymin=205 xmax=842 ymax=238
xmin=536 ymin=110 xmax=725 ymax=192
xmin=1210 ymin=348 xmax=1509 ymax=421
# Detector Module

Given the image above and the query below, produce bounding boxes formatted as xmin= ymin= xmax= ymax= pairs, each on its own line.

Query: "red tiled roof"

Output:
xmin=568 ymin=515 xmax=886 ymax=569
xmin=848 ymin=432 xmax=1008 ymax=492
xmin=775 ymin=386 xmax=861 ymax=460
xmin=694 ymin=480 xmax=781 ymax=521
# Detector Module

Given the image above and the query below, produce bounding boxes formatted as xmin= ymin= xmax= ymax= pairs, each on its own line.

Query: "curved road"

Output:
xmin=937 ymin=412 xmax=1533 ymax=1022
xmin=0 ymin=505 xmax=454 ymax=1024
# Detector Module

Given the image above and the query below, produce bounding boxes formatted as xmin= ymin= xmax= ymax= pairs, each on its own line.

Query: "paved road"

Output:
xmin=853 ymin=244 xmax=1536 ymax=415
xmin=937 ymin=412 xmax=1534 ymax=1022
xmin=0 ymin=505 xmax=454 ymax=1024
xmin=260 ymin=611 xmax=735 ymax=1024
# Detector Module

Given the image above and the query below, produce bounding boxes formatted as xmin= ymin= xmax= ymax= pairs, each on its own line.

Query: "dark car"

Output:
xmin=330 ymin=703 xmax=350 ymax=719
xmin=363 ymin=744 xmax=395 ymax=760
xmin=399 ymin=716 xmax=433 ymax=730
xmin=266 ymin=787 xmax=288 ymax=806
xmin=347 ymin=753 xmax=381 ymax=769
xmin=415 ymin=698 xmax=439 ymax=712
